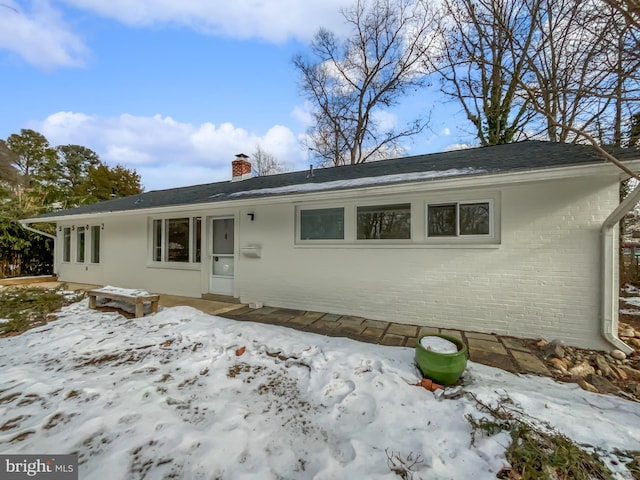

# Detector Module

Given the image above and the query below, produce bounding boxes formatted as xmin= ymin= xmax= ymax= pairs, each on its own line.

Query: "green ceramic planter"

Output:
xmin=415 ymin=334 xmax=468 ymax=385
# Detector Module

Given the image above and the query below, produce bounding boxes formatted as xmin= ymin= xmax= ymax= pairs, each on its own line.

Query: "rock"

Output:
xmin=585 ymin=373 xmax=618 ymax=394
xmin=542 ymin=340 xmax=565 ymax=359
xmin=619 ymin=365 xmax=640 ymax=381
xmin=568 ymin=361 xmax=595 ymax=377
xmin=628 ymin=338 xmax=640 ymax=349
xmin=611 ymin=349 xmax=627 ymax=360
xmin=595 ymin=355 xmax=614 ymax=378
xmin=536 ymin=338 xmax=549 ymax=348
xmin=610 ymin=365 xmax=628 ymax=381
xmin=549 ymin=357 xmax=568 ymax=373
xmin=620 ymin=328 xmax=636 ymax=338
xmin=578 ymin=378 xmax=599 ymax=393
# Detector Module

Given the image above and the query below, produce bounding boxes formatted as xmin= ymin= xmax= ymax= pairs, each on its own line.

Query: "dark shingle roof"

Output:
xmin=35 ymin=140 xmax=639 ymax=219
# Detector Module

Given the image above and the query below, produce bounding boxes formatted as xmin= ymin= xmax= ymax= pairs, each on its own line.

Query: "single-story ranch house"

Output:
xmin=22 ymin=141 xmax=640 ymax=352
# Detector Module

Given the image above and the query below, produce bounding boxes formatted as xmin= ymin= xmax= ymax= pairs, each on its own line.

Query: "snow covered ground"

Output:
xmin=1 ymin=300 xmax=639 ymax=479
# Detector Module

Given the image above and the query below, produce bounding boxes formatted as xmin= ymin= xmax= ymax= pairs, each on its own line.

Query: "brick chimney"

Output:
xmin=232 ymin=153 xmax=252 ymax=181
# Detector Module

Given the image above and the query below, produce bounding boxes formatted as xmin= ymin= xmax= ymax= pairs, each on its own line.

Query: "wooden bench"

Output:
xmin=87 ymin=287 xmax=160 ymax=318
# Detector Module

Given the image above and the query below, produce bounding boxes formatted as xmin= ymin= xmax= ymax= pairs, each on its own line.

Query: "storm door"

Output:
xmin=209 ymin=218 xmax=234 ymax=295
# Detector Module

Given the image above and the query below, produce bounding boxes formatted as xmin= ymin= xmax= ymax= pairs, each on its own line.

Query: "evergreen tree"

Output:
xmin=6 ymin=129 xmax=56 ymax=188
xmin=78 ymin=163 xmax=143 ymax=203
xmin=1 ymin=130 xmax=143 ymax=277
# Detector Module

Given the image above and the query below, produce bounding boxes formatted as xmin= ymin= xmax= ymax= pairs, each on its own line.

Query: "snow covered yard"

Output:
xmin=1 ymin=300 xmax=639 ymax=479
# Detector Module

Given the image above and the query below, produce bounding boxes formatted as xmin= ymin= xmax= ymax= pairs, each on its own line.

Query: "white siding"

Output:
xmin=235 ymin=176 xmax=618 ymax=350
xmin=57 ymin=214 xmax=202 ymax=297
xmin=56 ymin=174 xmax=620 ymax=350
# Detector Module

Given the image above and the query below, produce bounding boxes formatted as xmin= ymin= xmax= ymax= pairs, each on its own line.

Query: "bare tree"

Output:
xmin=439 ymin=0 xmax=639 ymax=168
xmin=629 ymin=112 xmax=640 ymax=147
xmin=251 ymin=145 xmax=287 ymax=176
xmin=605 ymin=0 xmax=640 ymax=149
xmin=293 ymin=0 xmax=440 ymax=166
xmin=606 ymin=0 xmax=640 ymax=30
xmin=520 ymin=0 xmax=640 ymax=144
xmin=511 ymin=0 xmax=640 ymax=177
xmin=437 ymin=0 xmax=540 ymax=145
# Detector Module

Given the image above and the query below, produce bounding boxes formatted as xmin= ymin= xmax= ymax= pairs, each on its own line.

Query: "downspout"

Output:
xmin=600 ymin=183 xmax=640 ymax=354
xmin=18 ymin=220 xmax=57 ymax=276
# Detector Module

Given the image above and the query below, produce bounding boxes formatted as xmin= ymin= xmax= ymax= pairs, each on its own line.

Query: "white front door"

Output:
xmin=209 ymin=218 xmax=234 ymax=295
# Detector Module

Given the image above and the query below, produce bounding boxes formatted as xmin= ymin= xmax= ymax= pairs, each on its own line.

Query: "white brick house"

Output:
xmin=22 ymin=141 xmax=640 ymax=351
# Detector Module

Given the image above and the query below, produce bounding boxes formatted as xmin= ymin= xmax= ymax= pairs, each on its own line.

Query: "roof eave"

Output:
xmin=22 ymin=159 xmax=640 ymax=224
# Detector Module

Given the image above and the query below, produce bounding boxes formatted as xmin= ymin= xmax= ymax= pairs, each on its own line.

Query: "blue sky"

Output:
xmin=0 ymin=0 xmax=473 ymax=190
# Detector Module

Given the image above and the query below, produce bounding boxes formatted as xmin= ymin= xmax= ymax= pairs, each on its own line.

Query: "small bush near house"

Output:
xmin=0 ymin=286 xmax=84 ymax=336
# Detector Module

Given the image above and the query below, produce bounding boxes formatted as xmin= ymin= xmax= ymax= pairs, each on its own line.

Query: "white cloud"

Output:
xmin=291 ymin=102 xmax=315 ymax=129
xmin=61 ymin=0 xmax=353 ymax=43
xmin=371 ymin=110 xmax=399 ymax=133
xmin=442 ymin=142 xmax=474 ymax=152
xmin=0 ymin=0 xmax=87 ymax=68
xmin=34 ymin=111 xmax=309 ymax=189
xmin=0 ymin=0 xmax=356 ymax=68
xmin=440 ymin=127 xmax=451 ymax=136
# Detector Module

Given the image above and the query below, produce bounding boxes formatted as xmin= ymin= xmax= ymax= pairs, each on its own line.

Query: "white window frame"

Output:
xmin=150 ymin=216 xmax=202 ymax=265
xmin=426 ymin=199 xmax=494 ymax=239
xmin=62 ymin=227 xmax=71 ymax=263
xmin=76 ymin=226 xmax=86 ymax=263
xmin=297 ymin=206 xmax=346 ymax=242
xmin=90 ymin=225 xmax=101 ymax=264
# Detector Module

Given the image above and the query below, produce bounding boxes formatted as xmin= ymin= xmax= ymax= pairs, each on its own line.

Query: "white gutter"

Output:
xmin=18 ymin=221 xmax=57 ymax=276
xmin=19 ymin=221 xmax=56 ymax=240
xmin=600 ymin=183 xmax=640 ymax=354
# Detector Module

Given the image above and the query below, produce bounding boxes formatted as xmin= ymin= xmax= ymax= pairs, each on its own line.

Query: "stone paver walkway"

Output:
xmin=221 ymin=304 xmax=550 ymax=376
